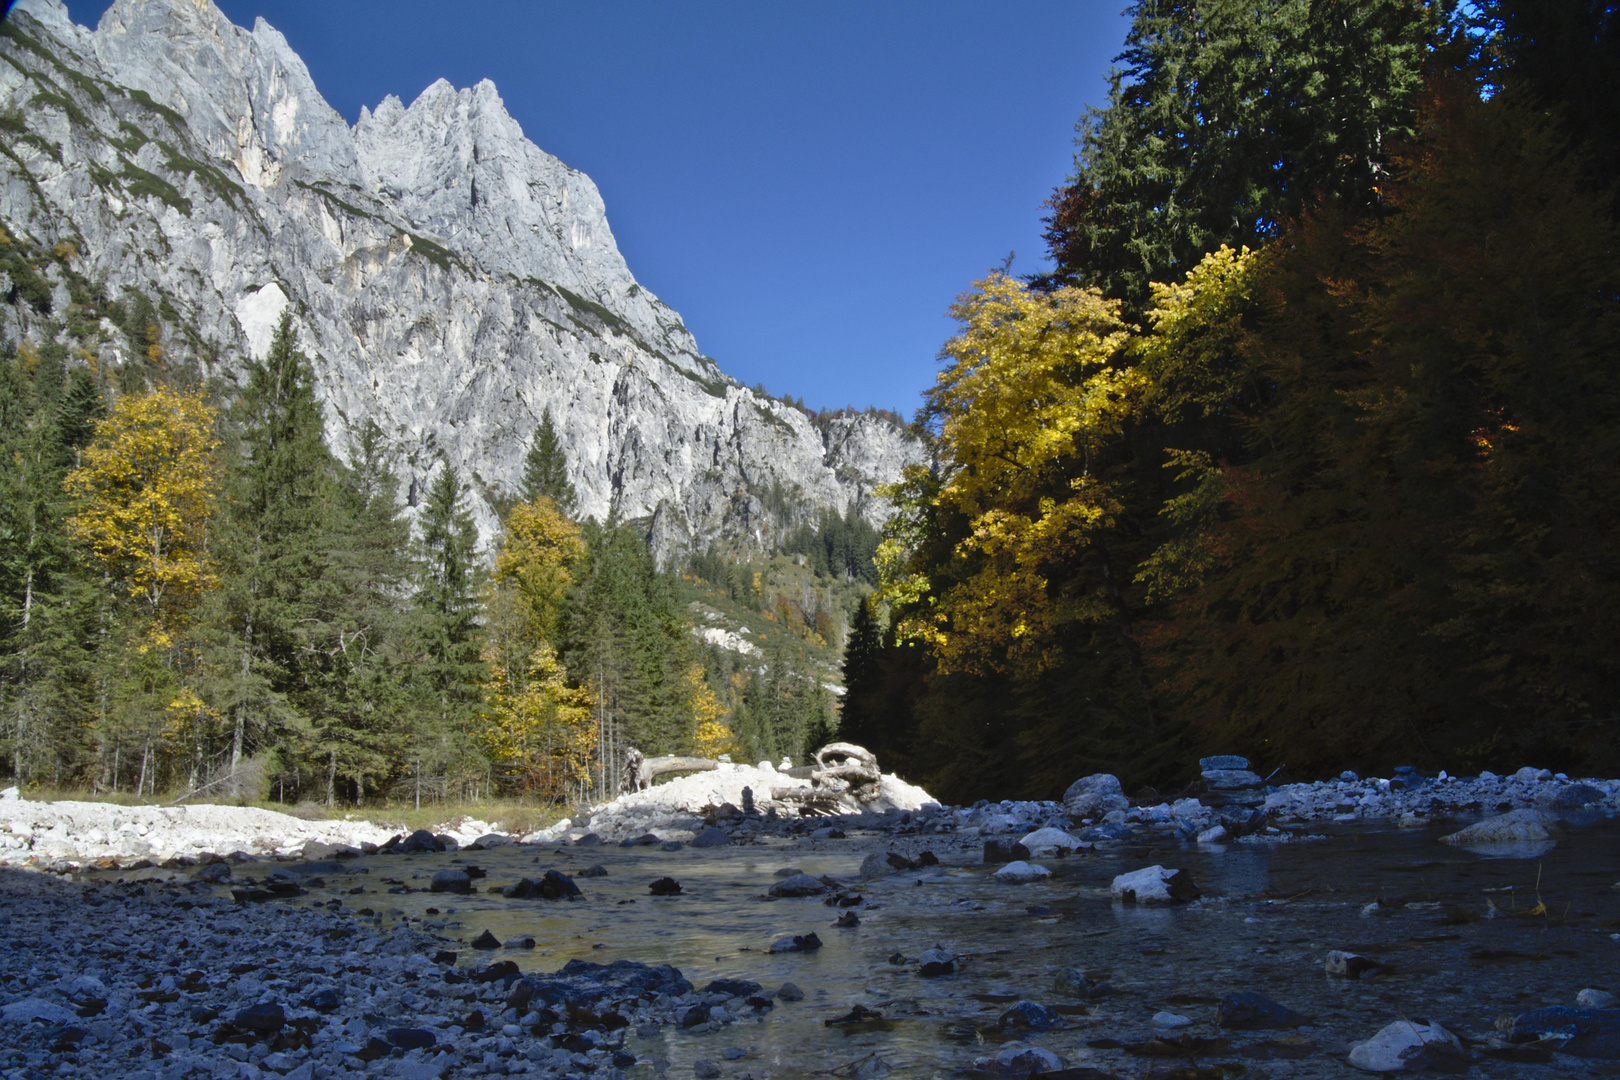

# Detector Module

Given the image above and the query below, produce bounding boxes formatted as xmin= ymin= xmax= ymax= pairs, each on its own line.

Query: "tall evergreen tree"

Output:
xmin=211 ymin=311 xmax=335 ymax=795
xmin=407 ymin=455 xmax=487 ymax=805
xmin=1042 ymin=0 xmax=1447 ymax=311
xmin=521 ymin=407 xmax=578 ymax=516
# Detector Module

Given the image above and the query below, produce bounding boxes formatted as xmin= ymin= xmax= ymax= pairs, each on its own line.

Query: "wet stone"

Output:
xmin=471 ymin=929 xmax=502 ymax=949
xmin=918 ymin=948 xmax=955 ymax=977
xmin=1216 ymin=992 xmax=1306 ymax=1030
xmin=998 ymin=1000 xmax=1059 ymax=1031
xmin=649 ymin=876 xmax=682 ymax=896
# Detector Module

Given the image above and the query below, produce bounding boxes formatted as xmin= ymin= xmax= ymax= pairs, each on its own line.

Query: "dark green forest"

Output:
xmin=844 ymin=0 xmax=1620 ymax=802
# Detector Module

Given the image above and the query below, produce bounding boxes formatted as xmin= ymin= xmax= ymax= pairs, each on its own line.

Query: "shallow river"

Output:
xmin=217 ymin=822 xmax=1620 ymax=1077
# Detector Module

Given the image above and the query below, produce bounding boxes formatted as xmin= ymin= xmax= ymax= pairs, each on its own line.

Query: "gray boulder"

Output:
xmin=1440 ymin=809 xmax=1563 ymax=846
xmin=1348 ymin=1020 xmax=1465 ymax=1073
xmin=1062 ymin=773 xmax=1128 ymax=819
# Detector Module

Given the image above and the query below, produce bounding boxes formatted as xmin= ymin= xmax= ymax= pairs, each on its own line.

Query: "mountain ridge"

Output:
xmin=0 ymin=0 xmax=923 ymax=555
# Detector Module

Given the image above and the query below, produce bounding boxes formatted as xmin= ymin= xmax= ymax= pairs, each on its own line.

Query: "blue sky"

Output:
xmin=63 ymin=1 xmax=1130 ymax=416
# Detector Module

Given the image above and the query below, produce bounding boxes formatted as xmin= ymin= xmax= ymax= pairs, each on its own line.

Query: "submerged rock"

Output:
xmin=1501 ymin=1006 xmax=1620 ymax=1059
xmin=1018 ymin=826 xmax=1088 ymax=856
xmin=918 ymin=948 xmax=955 ymax=977
xmin=769 ymin=873 xmax=829 ymax=897
xmin=1216 ymin=992 xmax=1306 ymax=1029
xmin=992 ymin=860 xmax=1050 ymax=884
xmin=1440 ymin=809 xmax=1563 ymax=845
xmin=998 ymin=1000 xmax=1059 ymax=1031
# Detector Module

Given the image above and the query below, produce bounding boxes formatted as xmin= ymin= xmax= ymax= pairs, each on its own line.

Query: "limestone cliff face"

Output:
xmin=0 ymin=0 xmax=923 ymax=552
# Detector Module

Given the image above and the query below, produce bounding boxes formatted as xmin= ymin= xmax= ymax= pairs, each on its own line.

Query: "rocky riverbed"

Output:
xmin=2 ymin=762 xmax=1619 ymax=1079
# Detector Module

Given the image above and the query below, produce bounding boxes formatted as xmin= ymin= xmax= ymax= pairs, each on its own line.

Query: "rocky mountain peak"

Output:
xmin=2 ymin=0 xmax=924 ymax=556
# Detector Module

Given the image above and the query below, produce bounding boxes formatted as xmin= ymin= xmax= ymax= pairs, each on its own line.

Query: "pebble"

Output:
xmin=1153 ymin=1011 xmax=1193 ymax=1028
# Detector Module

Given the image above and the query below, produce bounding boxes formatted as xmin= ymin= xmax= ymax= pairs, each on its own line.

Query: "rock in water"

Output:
xmin=429 ymin=869 xmax=471 ymax=893
xmin=992 ymin=861 xmax=1051 ymax=884
xmin=1439 ymin=809 xmax=1563 ymax=845
xmin=649 ymin=877 xmax=682 ymax=896
xmin=777 ymin=982 xmax=805 ymax=1002
xmin=983 ymin=839 xmax=1031 ymax=863
xmin=769 ymin=873 xmax=829 ymax=897
xmin=1111 ymin=865 xmax=1199 ymax=904
xmin=1062 ymin=773 xmax=1129 ymax=819
xmin=691 ymin=826 xmax=732 ymax=848
xmin=1216 ymin=992 xmax=1306 ymax=1029
xmin=1018 ymin=827 xmax=1088 ymax=856
xmin=1348 ymin=1019 xmax=1466 ymax=1072
xmin=1325 ymin=950 xmax=1383 ymax=979
xmin=998 ymin=1001 xmax=1059 ymax=1031
xmin=918 ymin=949 xmax=955 ymax=977
xmin=860 ymin=852 xmax=894 ymax=879
xmin=1577 ymin=990 xmax=1620 ymax=1010
xmin=471 ymin=930 xmax=501 ymax=949
xmin=1502 ymin=1006 xmax=1620 ymax=1059
xmin=768 ymin=933 xmax=823 ymax=954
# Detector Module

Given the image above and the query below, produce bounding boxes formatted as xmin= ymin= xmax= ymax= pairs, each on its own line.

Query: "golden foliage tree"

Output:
xmin=879 ymin=273 xmax=1146 ymax=674
xmin=482 ymin=496 xmax=593 ymax=797
xmin=63 ymin=386 xmax=219 ymax=630
xmin=686 ymin=662 xmax=736 ymax=759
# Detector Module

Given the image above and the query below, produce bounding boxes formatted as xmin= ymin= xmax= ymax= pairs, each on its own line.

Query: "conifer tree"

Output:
xmin=408 ymin=455 xmax=487 ymax=805
xmin=211 ymin=311 xmax=336 ymax=795
xmin=521 ymin=407 xmax=578 ymax=516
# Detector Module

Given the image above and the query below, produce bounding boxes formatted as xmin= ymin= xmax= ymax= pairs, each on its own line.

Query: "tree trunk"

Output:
xmin=326 ymin=749 xmax=337 ymax=807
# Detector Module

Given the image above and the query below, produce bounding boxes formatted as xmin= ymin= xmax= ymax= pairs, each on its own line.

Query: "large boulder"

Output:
xmin=1062 ymin=773 xmax=1128 ymax=819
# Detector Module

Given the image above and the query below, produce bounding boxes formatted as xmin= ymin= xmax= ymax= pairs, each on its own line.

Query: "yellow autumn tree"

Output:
xmin=877 ymin=272 xmax=1145 ymax=673
xmin=686 ymin=663 xmax=737 ymax=758
xmin=481 ymin=496 xmax=594 ymax=798
xmin=483 ymin=642 xmax=595 ymax=799
xmin=64 ymin=385 xmax=220 ymax=631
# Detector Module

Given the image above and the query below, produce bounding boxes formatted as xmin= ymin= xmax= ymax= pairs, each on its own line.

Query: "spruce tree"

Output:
xmin=408 ymin=455 xmax=486 ymax=806
xmin=837 ymin=593 xmax=882 ymax=747
xmin=213 ymin=310 xmax=338 ymax=795
xmin=521 ymin=406 xmax=578 ymax=515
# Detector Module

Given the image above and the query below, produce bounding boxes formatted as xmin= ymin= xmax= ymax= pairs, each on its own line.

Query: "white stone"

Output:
xmin=1347 ymin=1020 xmax=1463 ymax=1073
xmin=1196 ymin=825 xmax=1229 ymax=844
xmin=1153 ymin=1011 xmax=1192 ymax=1028
xmin=1111 ymin=864 xmax=1196 ymax=904
xmin=992 ymin=861 xmax=1051 ymax=884
xmin=1577 ymin=988 xmax=1619 ymax=1009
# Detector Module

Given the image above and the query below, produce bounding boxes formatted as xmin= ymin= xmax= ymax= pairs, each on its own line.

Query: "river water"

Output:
xmin=225 ymin=821 xmax=1620 ymax=1078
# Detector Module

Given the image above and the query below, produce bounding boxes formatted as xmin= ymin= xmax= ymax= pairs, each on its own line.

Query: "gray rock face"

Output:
xmin=0 ymin=0 xmax=924 ymax=553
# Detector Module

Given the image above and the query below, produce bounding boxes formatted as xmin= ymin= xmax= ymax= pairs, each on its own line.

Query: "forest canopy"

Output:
xmin=850 ymin=0 xmax=1620 ymax=801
